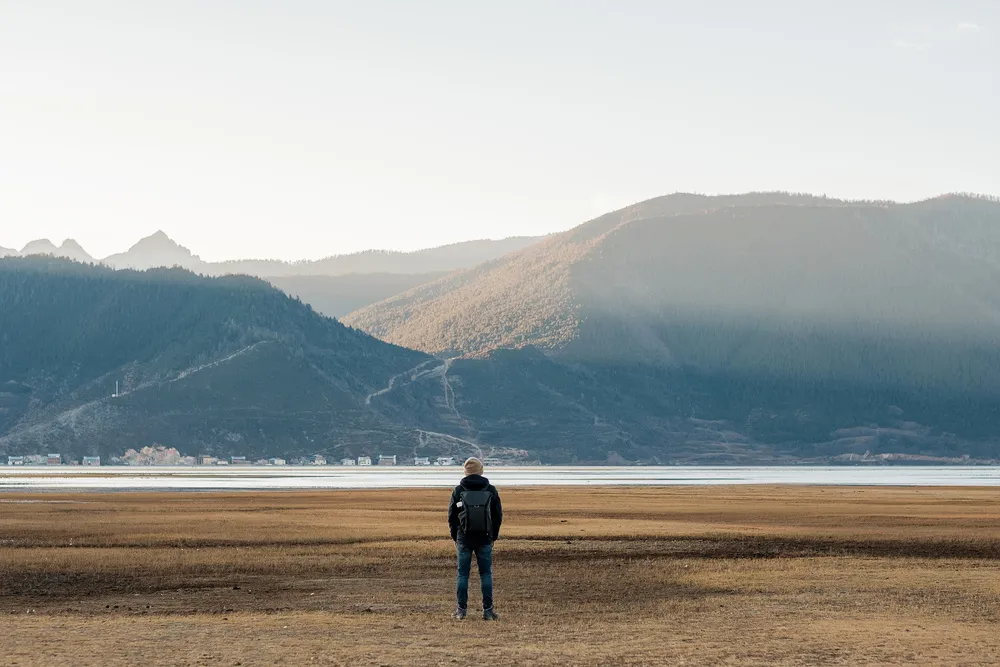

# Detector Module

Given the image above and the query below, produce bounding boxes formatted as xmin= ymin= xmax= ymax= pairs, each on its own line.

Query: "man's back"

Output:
xmin=448 ymin=472 xmax=503 ymax=547
xmin=448 ymin=458 xmax=503 ymax=620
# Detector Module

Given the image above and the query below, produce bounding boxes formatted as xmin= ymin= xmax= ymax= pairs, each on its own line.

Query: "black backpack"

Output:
xmin=459 ymin=489 xmax=493 ymax=536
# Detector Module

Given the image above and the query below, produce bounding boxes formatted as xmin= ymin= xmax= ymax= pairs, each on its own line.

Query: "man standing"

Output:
xmin=448 ymin=457 xmax=503 ymax=620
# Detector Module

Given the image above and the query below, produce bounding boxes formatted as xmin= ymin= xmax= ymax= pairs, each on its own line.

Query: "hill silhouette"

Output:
xmin=0 ymin=257 xmax=435 ymax=461
xmin=20 ymin=239 xmax=63 ymax=257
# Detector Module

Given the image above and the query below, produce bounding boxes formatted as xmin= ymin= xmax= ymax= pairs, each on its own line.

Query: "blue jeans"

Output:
xmin=456 ymin=542 xmax=493 ymax=610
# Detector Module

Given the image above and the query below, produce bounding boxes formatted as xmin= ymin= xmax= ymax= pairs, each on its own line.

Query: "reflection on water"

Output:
xmin=1 ymin=466 xmax=999 ymax=491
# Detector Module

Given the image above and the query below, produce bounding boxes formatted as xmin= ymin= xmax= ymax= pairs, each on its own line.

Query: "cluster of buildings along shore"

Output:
xmin=5 ymin=453 xmax=508 ymax=467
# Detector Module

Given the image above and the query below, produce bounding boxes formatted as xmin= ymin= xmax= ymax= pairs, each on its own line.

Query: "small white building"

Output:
xmin=310 ymin=454 xmax=327 ymax=466
xmin=269 ymin=458 xmax=286 ymax=466
xmin=357 ymin=456 xmax=372 ymax=466
xmin=7 ymin=456 xmax=24 ymax=466
xmin=378 ymin=455 xmax=397 ymax=466
xmin=413 ymin=457 xmax=431 ymax=466
xmin=82 ymin=456 xmax=101 ymax=466
xmin=340 ymin=458 xmax=357 ymax=466
xmin=435 ymin=456 xmax=456 ymax=466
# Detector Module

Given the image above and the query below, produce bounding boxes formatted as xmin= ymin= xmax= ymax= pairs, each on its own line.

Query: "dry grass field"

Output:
xmin=1 ymin=486 xmax=999 ymax=666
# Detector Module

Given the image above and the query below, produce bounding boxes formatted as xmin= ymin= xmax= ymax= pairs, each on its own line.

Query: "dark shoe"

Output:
xmin=482 ymin=608 xmax=500 ymax=621
xmin=452 ymin=607 xmax=467 ymax=620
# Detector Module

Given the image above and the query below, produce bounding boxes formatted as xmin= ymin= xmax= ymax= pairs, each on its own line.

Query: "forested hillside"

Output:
xmin=346 ymin=194 xmax=1000 ymax=371
xmin=0 ymin=258 xmax=431 ymax=460
xmin=345 ymin=193 xmax=1000 ymax=462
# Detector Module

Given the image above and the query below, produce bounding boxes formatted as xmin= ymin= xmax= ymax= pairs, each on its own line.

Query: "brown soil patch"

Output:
xmin=2 ymin=486 xmax=999 ymax=665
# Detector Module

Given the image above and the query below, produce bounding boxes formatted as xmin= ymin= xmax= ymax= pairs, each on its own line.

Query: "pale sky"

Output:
xmin=1 ymin=1 xmax=996 ymax=261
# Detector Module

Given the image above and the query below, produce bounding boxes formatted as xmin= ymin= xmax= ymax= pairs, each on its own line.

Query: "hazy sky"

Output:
xmin=1 ymin=1 xmax=996 ymax=261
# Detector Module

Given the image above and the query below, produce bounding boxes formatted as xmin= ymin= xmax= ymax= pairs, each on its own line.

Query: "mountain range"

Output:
xmin=2 ymin=232 xmax=548 ymax=318
xmin=6 ymin=239 xmax=93 ymax=264
xmin=0 ymin=231 xmax=545 ymax=317
xmin=3 ymin=231 xmax=545 ymax=276
xmin=4 ymin=192 xmax=1000 ymax=464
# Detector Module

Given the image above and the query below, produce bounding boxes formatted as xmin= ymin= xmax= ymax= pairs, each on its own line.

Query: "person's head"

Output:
xmin=463 ymin=457 xmax=484 ymax=476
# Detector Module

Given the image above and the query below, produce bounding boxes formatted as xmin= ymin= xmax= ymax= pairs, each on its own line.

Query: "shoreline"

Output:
xmin=2 ymin=464 xmax=1000 ymax=492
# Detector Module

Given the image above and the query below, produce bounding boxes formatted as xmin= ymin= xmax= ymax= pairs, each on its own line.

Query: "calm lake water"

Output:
xmin=1 ymin=466 xmax=999 ymax=491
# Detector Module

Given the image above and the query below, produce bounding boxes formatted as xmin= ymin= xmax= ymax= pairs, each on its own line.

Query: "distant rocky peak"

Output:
xmin=131 ymin=230 xmax=189 ymax=253
xmin=20 ymin=238 xmax=59 ymax=255
xmin=102 ymin=230 xmax=204 ymax=270
xmin=57 ymin=239 xmax=94 ymax=262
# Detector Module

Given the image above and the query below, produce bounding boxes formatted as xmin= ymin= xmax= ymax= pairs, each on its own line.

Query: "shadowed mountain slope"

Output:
xmin=0 ymin=257 xmax=432 ymax=461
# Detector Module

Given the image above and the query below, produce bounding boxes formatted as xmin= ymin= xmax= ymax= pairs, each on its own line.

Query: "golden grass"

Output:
xmin=2 ymin=486 xmax=999 ymax=666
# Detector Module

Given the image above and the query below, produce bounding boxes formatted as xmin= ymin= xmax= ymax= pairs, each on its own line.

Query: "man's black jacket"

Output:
xmin=448 ymin=474 xmax=503 ymax=547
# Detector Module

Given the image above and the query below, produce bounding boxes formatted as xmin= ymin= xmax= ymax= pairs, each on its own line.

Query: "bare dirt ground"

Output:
xmin=1 ymin=486 xmax=999 ymax=666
